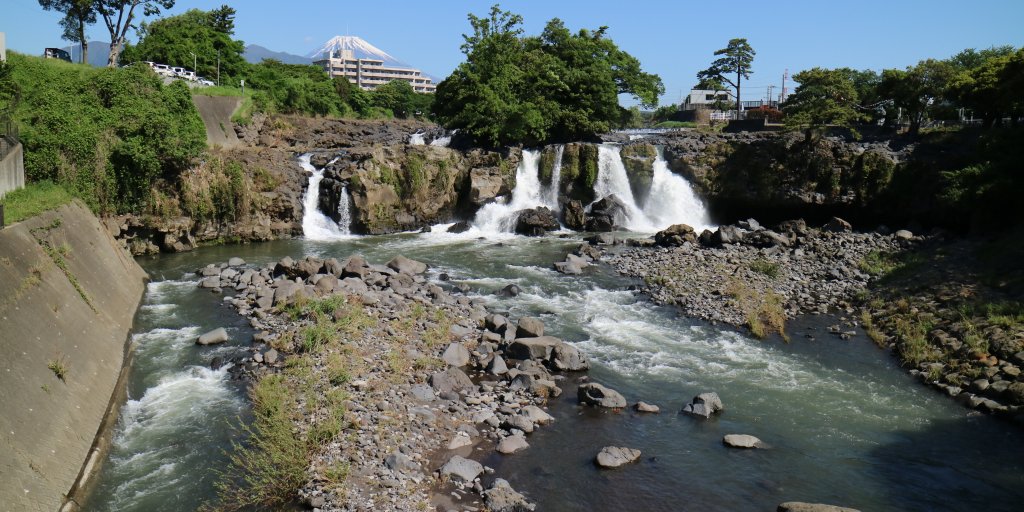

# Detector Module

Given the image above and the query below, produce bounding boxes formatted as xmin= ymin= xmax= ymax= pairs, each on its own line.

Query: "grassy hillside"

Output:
xmin=4 ymin=53 xmax=206 ymax=215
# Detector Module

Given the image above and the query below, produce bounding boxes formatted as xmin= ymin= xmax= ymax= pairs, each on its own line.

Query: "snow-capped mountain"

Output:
xmin=307 ymin=36 xmax=407 ymax=67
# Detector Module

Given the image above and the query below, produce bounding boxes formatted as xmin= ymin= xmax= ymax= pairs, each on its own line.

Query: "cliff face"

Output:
xmin=0 ymin=201 xmax=147 ymax=512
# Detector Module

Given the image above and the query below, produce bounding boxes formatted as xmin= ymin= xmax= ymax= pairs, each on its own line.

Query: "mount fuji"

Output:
xmin=307 ymin=36 xmax=408 ymax=67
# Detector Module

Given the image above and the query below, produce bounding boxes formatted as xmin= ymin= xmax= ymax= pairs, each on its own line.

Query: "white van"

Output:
xmin=153 ymin=63 xmax=174 ymax=77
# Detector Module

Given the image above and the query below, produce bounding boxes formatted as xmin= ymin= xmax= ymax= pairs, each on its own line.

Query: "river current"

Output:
xmin=84 ymin=149 xmax=1024 ymax=511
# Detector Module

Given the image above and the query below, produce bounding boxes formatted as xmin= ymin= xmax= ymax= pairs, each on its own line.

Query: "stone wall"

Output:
xmin=0 ymin=140 xmax=24 ymax=199
xmin=0 ymin=201 xmax=147 ymax=511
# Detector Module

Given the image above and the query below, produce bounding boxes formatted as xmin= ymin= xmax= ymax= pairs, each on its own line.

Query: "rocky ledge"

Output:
xmin=607 ymin=217 xmax=913 ymax=333
xmin=192 ymin=252 xmax=592 ymax=511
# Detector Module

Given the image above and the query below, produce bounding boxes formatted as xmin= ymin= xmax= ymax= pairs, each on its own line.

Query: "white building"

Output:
xmin=682 ymin=89 xmax=732 ymax=110
xmin=314 ymin=49 xmax=436 ymax=93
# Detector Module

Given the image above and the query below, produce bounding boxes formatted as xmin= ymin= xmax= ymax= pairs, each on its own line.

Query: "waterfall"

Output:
xmin=472 ymin=149 xmax=556 ymax=234
xmin=299 ymin=154 xmax=354 ymax=240
xmin=593 ymin=144 xmax=656 ymax=232
xmin=642 ymin=147 xmax=712 ymax=231
xmin=408 ymin=132 xmax=425 ymax=145
xmin=337 ymin=185 xmax=352 ymax=232
xmin=592 ymin=144 xmax=713 ymax=232
xmin=542 ymin=145 xmax=564 ymax=211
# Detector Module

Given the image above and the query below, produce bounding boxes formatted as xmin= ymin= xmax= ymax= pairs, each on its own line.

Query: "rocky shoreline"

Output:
xmin=604 ymin=218 xmax=1024 ymax=423
xmin=191 ymin=251 xmax=608 ymax=511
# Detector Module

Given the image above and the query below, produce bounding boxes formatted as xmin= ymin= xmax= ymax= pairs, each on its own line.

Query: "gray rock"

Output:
xmin=263 ymin=349 xmax=279 ymax=364
xmin=489 ymin=354 xmax=509 ymax=375
xmin=681 ymin=392 xmax=724 ymax=418
xmin=497 ymin=284 xmax=521 ymax=297
xmin=553 ymin=261 xmax=583 ymax=275
xmin=442 ymin=343 xmax=471 ymax=367
xmin=196 ymin=327 xmax=229 ymax=345
xmin=440 ymin=455 xmax=483 ymax=483
xmin=578 ymin=382 xmax=627 ymax=408
xmin=387 ymin=255 xmax=428 ymax=275
xmin=502 ymin=415 xmax=534 ymax=434
xmin=551 ymin=342 xmax=589 ymax=371
xmin=199 ymin=276 xmax=221 ymax=288
xmin=447 ymin=432 xmax=474 ymax=450
xmin=410 ymin=384 xmax=435 ymax=401
xmin=823 ymin=216 xmax=853 ymax=233
xmin=634 ymin=401 xmax=660 ymax=413
xmin=710 ymin=225 xmax=744 ymax=245
xmin=496 ymin=435 xmax=530 ymax=455
xmin=777 ymin=502 xmax=861 ymax=512
xmin=516 ymin=317 xmax=545 ymax=338
xmin=341 ymin=255 xmax=368 ymax=278
xmin=595 ymin=446 xmax=641 ymax=468
xmin=483 ymin=478 xmax=536 ymax=512
xmin=485 ymin=314 xmax=508 ymax=333
xmin=430 ymin=367 xmax=475 ymax=395
xmin=273 ymin=280 xmax=303 ymax=306
xmin=723 ymin=434 xmax=764 ymax=448
xmin=894 ymin=229 xmax=913 ymax=240
xmin=385 ymin=452 xmax=420 ymax=473
xmin=507 ymin=336 xmax=561 ymax=361
xmin=314 ymin=275 xmax=338 ymax=294
xmin=521 ymin=405 xmax=554 ymax=425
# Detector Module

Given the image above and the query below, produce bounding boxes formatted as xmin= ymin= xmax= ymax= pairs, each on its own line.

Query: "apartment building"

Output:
xmin=314 ymin=49 xmax=436 ymax=93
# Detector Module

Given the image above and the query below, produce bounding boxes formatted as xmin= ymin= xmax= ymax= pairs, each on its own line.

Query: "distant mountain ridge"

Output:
xmin=243 ymin=44 xmax=312 ymax=65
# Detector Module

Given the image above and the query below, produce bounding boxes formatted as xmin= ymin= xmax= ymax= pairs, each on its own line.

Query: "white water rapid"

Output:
xmin=430 ymin=134 xmax=452 ymax=147
xmin=472 ymin=149 xmax=560 ymax=234
xmin=408 ymin=132 xmax=425 ymax=145
xmin=593 ymin=144 xmax=712 ymax=232
xmin=300 ymin=154 xmax=354 ymax=240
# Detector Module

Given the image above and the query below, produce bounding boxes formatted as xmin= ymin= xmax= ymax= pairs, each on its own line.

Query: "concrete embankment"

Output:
xmin=192 ymin=95 xmax=242 ymax=148
xmin=0 ymin=200 xmax=147 ymax=511
xmin=0 ymin=138 xmax=24 ymax=199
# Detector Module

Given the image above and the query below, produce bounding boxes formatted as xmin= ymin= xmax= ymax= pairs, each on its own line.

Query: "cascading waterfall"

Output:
xmin=542 ymin=145 xmax=565 ymax=210
xmin=592 ymin=144 xmax=713 ymax=232
xmin=299 ymin=154 xmax=353 ymax=240
xmin=593 ymin=144 xmax=657 ymax=232
xmin=472 ymin=149 xmax=558 ymax=234
xmin=429 ymin=132 xmax=452 ymax=147
xmin=408 ymin=132 xmax=425 ymax=145
xmin=641 ymin=147 xmax=712 ymax=231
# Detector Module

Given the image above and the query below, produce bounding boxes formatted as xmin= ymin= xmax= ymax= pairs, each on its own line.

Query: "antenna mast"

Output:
xmin=780 ymin=69 xmax=788 ymax=103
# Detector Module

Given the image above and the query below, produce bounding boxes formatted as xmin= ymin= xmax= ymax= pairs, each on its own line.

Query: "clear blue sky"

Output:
xmin=4 ymin=0 xmax=1023 ymax=105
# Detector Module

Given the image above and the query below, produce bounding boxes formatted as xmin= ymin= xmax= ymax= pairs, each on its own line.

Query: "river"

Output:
xmin=84 ymin=149 xmax=1024 ymax=511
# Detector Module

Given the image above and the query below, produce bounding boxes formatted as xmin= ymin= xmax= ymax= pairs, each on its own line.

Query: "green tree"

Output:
xmin=433 ymin=4 xmax=663 ymax=147
xmin=371 ymin=79 xmax=417 ymax=118
xmin=878 ymin=59 xmax=955 ymax=135
xmin=783 ymin=67 xmax=864 ymax=142
xmin=697 ymin=38 xmax=755 ymax=114
xmin=38 ymin=0 xmax=97 ymax=64
xmin=948 ymin=47 xmax=1023 ymax=127
xmin=121 ymin=5 xmax=245 ymax=81
xmin=94 ymin=0 xmax=175 ymax=67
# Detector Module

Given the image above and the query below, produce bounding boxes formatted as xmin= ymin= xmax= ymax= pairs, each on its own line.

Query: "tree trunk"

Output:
xmin=735 ymin=67 xmax=742 ymax=116
xmin=78 ymin=20 xmax=88 ymax=65
xmin=107 ymin=39 xmax=122 ymax=67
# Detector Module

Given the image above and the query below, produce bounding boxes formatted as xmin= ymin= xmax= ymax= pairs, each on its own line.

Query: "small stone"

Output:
xmin=723 ymin=434 xmax=764 ymax=449
xmin=196 ymin=327 xmax=229 ymax=345
xmin=634 ymin=401 xmax=660 ymax=413
xmin=496 ymin=435 xmax=530 ymax=454
xmin=595 ymin=446 xmax=641 ymax=468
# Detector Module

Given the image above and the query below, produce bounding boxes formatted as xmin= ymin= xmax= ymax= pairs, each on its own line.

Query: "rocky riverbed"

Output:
xmin=191 ymin=251 xmax=613 ymax=511
xmin=605 ymin=218 xmax=1024 ymax=423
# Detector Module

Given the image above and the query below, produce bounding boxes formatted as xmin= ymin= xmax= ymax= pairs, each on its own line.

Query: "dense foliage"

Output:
xmin=783 ymin=67 xmax=865 ymax=140
xmin=432 ymin=5 xmax=664 ymax=147
xmin=6 ymin=52 xmax=205 ymax=213
xmin=122 ymin=5 xmax=246 ymax=82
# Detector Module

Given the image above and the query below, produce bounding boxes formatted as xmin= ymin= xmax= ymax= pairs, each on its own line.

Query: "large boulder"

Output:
xmin=551 ymin=342 xmax=589 ymax=371
xmin=708 ymin=225 xmax=744 ymax=246
xmin=387 ymin=255 xmax=427 ymax=275
xmin=469 ymin=167 xmax=509 ymax=206
xmin=442 ymin=343 xmax=471 ymax=367
xmin=654 ymin=224 xmax=697 ymax=247
xmin=586 ymin=195 xmax=628 ymax=232
xmin=594 ymin=446 xmax=641 ymax=468
xmin=483 ymin=479 xmax=536 ymax=512
xmin=429 ymin=367 xmax=475 ymax=395
xmin=514 ymin=207 xmax=559 ymax=236
xmin=440 ymin=455 xmax=483 ymax=483
xmin=496 ymin=435 xmax=530 ymax=455
xmin=563 ymin=200 xmax=586 ymax=231
xmin=822 ymin=216 xmax=853 ymax=233
xmin=507 ymin=336 xmax=561 ymax=361
xmin=681 ymin=392 xmax=724 ymax=418
xmin=723 ymin=434 xmax=764 ymax=449
xmin=516 ymin=317 xmax=545 ymax=338
xmin=743 ymin=229 xmax=792 ymax=248
xmin=578 ymin=382 xmax=627 ymax=408
xmin=196 ymin=327 xmax=229 ymax=345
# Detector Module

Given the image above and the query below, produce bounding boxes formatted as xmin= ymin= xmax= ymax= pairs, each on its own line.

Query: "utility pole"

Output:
xmin=216 ymin=49 xmax=220 ymax=86
xmin=767 ymin=85 xmax=775 ymax=107
xmin=781 ymin=69 xmax=788 ymax=103
xmin=189 ymin=51 xmax=196 ymax=74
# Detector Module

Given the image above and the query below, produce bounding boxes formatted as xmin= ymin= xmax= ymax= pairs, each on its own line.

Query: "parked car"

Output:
xmin=153 ymin=64 xmax=174 ymax=77
xmin=197 ymin=77 xmax=215 ymax=87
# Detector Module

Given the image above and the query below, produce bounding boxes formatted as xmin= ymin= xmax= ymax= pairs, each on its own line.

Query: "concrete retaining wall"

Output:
xmin=0 ymin=140 xmax=24 ymax=198
xmin=0 ymin=200 xmax=147 ymax=511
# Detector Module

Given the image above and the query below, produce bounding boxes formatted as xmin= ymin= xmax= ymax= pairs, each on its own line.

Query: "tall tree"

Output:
xmin=120 ymin=5 xmax=245 ymax=80
xmin=783 ymin=67 xmax=864 ymax=142
xmin=878 ymin=59 xmax=955 ymax=134
xmin=38 ymin=0 xmax=96 ymax=64
xmin=94 ymin=0 xmax=174 ymax=67
xmin=697 ymin=38 xmax=755 ymax=114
